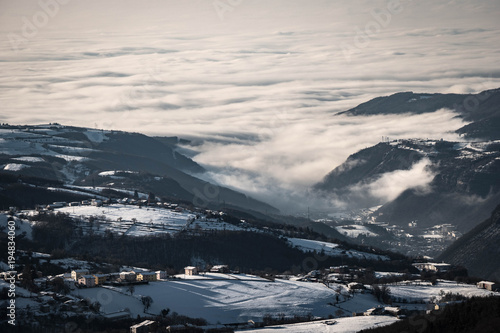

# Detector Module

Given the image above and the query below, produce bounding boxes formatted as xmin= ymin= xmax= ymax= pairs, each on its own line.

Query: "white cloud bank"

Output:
xmin=0 ymin=0 xmax=499 ymax=212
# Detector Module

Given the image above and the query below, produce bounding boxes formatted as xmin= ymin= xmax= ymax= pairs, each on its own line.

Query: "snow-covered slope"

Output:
xmin=387 ymin=280 xmax=499 ymax=303
xmin=336 ymin=225 xmax=378 ymax=238
xmin=287 ymin=238 xmax=389 ymax=261
xmin=0 ymin=124 xmax=279 ymax=215
xmin=73 ymin=274 xmax=340 ymax=324
xmin=56 ymin=204 xmax=248 ymax=236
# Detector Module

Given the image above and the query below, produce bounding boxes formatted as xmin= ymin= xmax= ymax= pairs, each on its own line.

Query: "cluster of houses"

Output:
xmin=183 ymin=265 xmax=231 ymax=276
xmin=412 ymin=262 xmax=451 ymax=273
xmin=42 ymin=198 xmax=185 ymax=212
xmin=71 ymin=269 xmax=168 ymax=288
xmin=71 ymin=265 xmax=232 ymax=288
xmin=294 ymin=265 xmax=375 ymax=284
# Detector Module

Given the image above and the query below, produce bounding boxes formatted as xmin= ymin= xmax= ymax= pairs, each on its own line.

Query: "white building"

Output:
xmin=184 ymin=266 xmax=198 ymax=276
xmin=71 ymin=269 xmax=89 ymax=280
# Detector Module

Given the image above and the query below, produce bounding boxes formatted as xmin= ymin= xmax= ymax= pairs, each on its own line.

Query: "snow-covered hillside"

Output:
xmin=0 ymin=124 xmax=278 ymax=214
xmin=336 ymin=225 xmax=378 ymax=238
xmin=72 ymin=274 xmax=340 ymax=324
xmin=55 ymin=204 xmax=248 ymax=236
xmin=0 ymin=213 xmax=32 ymax=239
xmin=57 ymin=204 xmax=195 ymax=236
xmin=1 ymin=203 xmax=251 ymax=240
xmin=70 ymin=274 xmax=499 ymax=327
xmin=387 ymin=280 xmax=498 ymax=302
xmin=0 ymin=126 xmax=103 ymax=163
xmin=287 ymin=238 xmax=389 ymax=261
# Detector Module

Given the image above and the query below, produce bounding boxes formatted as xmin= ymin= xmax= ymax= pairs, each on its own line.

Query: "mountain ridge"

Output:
xmin=338 ymin=87 xmax=500 ymax=140
xmin=0 ymin=123 xmax=279 ymax=215
xmin=438 ymin=203 xmax=500 ymax=280
xmin=316 ymin=87 xmax=500 ymax=232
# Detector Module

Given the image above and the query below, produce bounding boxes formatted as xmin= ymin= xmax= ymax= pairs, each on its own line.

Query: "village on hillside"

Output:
xmin=1 ymin=243 xmax=499 ymax=332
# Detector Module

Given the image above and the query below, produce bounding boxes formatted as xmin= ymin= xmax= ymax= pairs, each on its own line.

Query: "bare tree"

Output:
xmin=142 ymin=295 xmax=153 ymax=312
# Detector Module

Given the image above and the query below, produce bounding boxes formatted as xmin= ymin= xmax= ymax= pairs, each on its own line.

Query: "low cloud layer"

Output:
xmin=194 ymin=110 xmax=461 ymax=213
xmin=350 ymin=158 xmax=435 ymax=203
xmin=1 ymin=0 xmax=499 ymax=212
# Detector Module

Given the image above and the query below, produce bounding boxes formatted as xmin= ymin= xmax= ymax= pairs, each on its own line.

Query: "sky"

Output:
xmin=1 ymin=0 xmax=500 ymax=213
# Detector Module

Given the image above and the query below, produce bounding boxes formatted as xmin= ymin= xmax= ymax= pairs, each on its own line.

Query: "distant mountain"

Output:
xmin=315 ymin=88 xmax=500 ymax=232
xmin=314 ymin=139 xmax=500 ymax=232
xmin=0 ymin=124 xmax=278 ymax=215
xmin=438 ymin=203 xmax=500 ymax=281
xmin=314 ymin=141 xmax=424 ymax=193
xmin=338 ymin=91 xmax=465 ymax=116
xmin=339 ymin=88 xmax=500 ymax=140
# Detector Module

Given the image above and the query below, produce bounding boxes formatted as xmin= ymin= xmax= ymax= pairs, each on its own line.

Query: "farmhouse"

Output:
xmin=94 ymin=274 xmax=108 ymax=285
xmin=156 ymin=270 xmax=168 ymax=280
xmin=477 ymin=281 xmax=499 ymax=291
xmin=120 ymin=272 xmax=137 ymax=282
xmin=210 ymin=265 xmax=229 ymax=273
xmin=184 ymin=266 xmax=198 ymax=276
xmin=91 ymin=199 xmax=103 ymax=207
xmin=364 ymin=306 xmax=385 ymax=316
xmin=348 ymin=282 xmax=366 ymax=291
xmin=71 ymin=269 xmax=89 ymax=280
xmin=136 ymin=272 xmax=157 ymax=282
xmin=78 ymin=275 xmax=96 ymax=287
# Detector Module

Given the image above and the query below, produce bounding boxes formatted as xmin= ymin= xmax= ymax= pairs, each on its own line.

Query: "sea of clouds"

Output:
xmin=1 ymin=0 xmax=499 ymax=213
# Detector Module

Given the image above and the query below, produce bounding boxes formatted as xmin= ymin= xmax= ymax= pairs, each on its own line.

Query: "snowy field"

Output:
xmin=0 ymin=127 xmax=89 ymax=157
xmin=57 ymin=204 xmax=196 ymax=236
xmin=387 ymin=280 xmax=500 ymax=302
xmin=0 ymin=127 xmax=108 ymax=181
xmin=375 ymin=271 xmax=405 ymax=279
xmin=0 ymin=214 xmax=33 ymax=239
xmin=287 ymin=238 xmax=389 ymax=261
xmin=238 ymin=316 xmax=399 ymax=333
xmin=55 ymin=204 xmax=248 ymax=236
xmin=72 ymin=275 xmax=340 ymax=324
xmin=336 ymin=225 xmax=378 ymax=238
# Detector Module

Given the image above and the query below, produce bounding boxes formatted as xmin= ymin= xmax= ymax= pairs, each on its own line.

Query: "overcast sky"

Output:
xmin=1 ymin=0 xmax=499 ymax=212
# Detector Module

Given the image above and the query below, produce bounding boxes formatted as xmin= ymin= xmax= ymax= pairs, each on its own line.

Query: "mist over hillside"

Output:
xmin=313 ymin=88 xmax=500 ymax=232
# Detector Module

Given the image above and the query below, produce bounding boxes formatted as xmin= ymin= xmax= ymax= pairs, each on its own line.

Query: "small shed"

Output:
xmin=184 ymin=266 xmax=198 ymax=276
xmin=477 ymin=281 xmax=499 ymax=291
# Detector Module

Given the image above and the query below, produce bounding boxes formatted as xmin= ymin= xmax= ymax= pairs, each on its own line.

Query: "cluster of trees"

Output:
xmin=373 ymin=285 xmax=392 ymax=304
xmin=30 ymin=212 xmax=76 ymax=251
xmin=0 ymin=172 xmax=84 ymax=210
xmin=262 ymin=313 xmax=316 ymax=326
